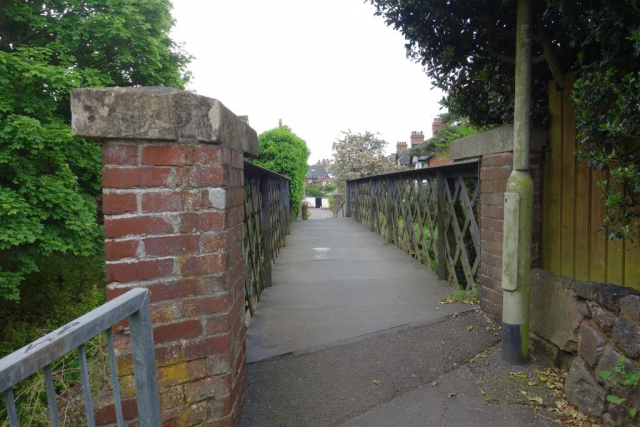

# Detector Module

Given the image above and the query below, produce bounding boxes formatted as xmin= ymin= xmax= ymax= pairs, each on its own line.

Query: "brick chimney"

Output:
xmin=432 ymin=117 xmax=447 ymax=136
xmin=410 ymin=131 xmax=424 ymax=148
xmin=396 ymin=141 xmax=408 ymax=153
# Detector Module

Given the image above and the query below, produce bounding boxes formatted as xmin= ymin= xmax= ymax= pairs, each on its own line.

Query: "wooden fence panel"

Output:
xmin=543 ymin=77 xmax=639 ymax=290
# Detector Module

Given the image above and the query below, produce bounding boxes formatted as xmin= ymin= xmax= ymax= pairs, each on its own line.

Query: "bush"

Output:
xmin=305 ymin=186 xmax=322 ymax=198
xmin=251 ymin=126 xmax=310 ymax=218
xmin=0 ymin=253 xmax=105 ymax=357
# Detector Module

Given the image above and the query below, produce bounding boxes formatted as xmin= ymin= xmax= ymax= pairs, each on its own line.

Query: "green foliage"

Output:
xmin=0 ymin=254 xmax=105 ymax=357
xmin=367 ymin=0 xmax=553 ymax=127
xmin=369 ymin=0 xmax=640 ymax=244
xmin=305 ymin=186 xmax=323 ymax=198
xmin=409 ymin=116 xmax=477 ymax=158
xmin=0 ymin=334 xmax=109 ymax=426
xmin=321 ymin=182 xmax=337 ymax=195
xmin=253 ymin=126 xmax=310 ymax=218
xmin=332 ymin=130 xmax=401 ymax=191
xmin=598 ymin=356 xmax=640 ymax=424
xmin=0 ymin=0 xmax=191 ymax=299
xmin=573 ymin=74 xmax=640 ymax=245
xmin=441 ymin=284 xmax=481 ymax=306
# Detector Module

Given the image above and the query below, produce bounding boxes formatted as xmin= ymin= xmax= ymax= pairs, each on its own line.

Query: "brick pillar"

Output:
xmin=449 ymin=125 xmax=546 ymax=321
xmin=478 ymin=151 xmax=543 ymax=320
xmin=71 ymin=87 xmax=256 ymax=426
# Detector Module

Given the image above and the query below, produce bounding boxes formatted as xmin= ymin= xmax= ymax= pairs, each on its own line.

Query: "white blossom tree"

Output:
xmin=331 ymin=130 xmax=401 ymax=192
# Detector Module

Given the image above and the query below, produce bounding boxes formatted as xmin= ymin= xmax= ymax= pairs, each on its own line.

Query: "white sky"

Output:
xmin=170 ymin=0 xmax=445 ymax=164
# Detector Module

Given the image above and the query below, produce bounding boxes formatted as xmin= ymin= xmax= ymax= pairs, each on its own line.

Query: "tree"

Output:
xmin=332 ymin=130 xmax=401 ymax=191
xmin=0 ymin=0 xmax=191 ymax=299
xmin=369 ymin=0 xmax=640 ymax=243
xmin=252 ymin=126 xmax=310 ymax=218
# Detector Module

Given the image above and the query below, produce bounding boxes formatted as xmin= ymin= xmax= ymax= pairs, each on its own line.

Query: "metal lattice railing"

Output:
xmin=346 ymin=160 xmax=480 ymax=289
xmin=0 ymin=288 xmax=160 ymax=427
xmin=243 ymin=162 xmax=291 ymax=318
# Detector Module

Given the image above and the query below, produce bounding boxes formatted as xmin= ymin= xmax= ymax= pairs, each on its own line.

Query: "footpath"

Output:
xmin=240 ymin=218 xmax=557 ymax=426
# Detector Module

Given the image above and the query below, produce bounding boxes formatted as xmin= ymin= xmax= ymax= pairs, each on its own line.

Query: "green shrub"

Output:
xmin=0 ymin=254 xmax=105 ymax=357
xmin=305 ymin=186 xmax=322 ymax=198
xmin=252 ymin=126 xmax=310 ymax=218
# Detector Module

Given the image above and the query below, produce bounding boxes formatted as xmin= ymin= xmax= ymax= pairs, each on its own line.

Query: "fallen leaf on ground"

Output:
xmin=467 ymin=325 xmax=474 ymax=331
xmin=520 ymin=390 xmax=543 ymax=405
xmin=372 ymin=379 xmax=379 ymax=385
xmin=447 ymin=393 xmax=456 ymax=398
xmin=431 ymin=381 xmax=438 ymax=386
xmin=510 ymin=372 xmax=529 ymax=379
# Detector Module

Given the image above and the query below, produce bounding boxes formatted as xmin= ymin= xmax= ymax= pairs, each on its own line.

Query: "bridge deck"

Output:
xmin=240 ymin=217 xmax=556 ymax=427
xmin=246 ymin=217 xmax=466 ymax=362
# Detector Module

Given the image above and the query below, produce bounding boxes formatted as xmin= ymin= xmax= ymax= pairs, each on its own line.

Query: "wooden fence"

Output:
xmin=346 ymin=160 xmax=480 ymax=289
xmin=243 ymin=162 xmax=291 ymax=317
xmin=543 ymin=76 xmax=640 ymax=290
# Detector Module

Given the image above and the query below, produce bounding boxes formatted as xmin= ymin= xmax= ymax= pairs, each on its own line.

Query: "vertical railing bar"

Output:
xmin=77 ymin=344 xmax=96 ymax=427
xmin=4 ymin=389 xmax=19 ymax=427
xmin=43 ymin=364 xmax=61 ymax=427
xmin=128 ymin=292 xmax=161 ymax=427
xmin=106 ymin=328 xmax=125 ymax=427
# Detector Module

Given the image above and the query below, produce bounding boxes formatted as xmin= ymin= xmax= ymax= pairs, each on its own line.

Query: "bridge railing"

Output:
xmin=243 ymin=162 xmax=291 ymax=317
xmin=346 ymin=159 xmax=480 ymax=289
xmin=0 ymin=288 xmax=159 ymax=427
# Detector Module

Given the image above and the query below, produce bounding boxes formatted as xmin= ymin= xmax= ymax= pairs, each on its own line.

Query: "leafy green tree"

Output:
xmin=253 ymin=126 xmax=310 ymax=218
xmin=331 ymin=130 xmax=401 ymax=191
xmin=0 ymin=0 xmax=191 ymax=300
xmin=369 ymin=0 xmax=640 ymax=243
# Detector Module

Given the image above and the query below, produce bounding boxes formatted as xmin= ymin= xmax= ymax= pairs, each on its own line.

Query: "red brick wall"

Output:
xmin=99 ymin=141 xmax=246 ymax=426
xmin=479 ymin=151 xmax=543 ymax=320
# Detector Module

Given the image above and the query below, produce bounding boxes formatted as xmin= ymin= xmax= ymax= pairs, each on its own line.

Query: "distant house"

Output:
xmin=393 ymin=121 xmax=453 ymax=170
xmin=305 ymin=163 xmax=332 ymax=187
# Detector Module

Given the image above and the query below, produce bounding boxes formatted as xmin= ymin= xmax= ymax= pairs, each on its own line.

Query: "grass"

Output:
xmin=0 ymin=334 xmax=111 ymax=426
xmin=441 ymin=283 xmax=481 ymax=305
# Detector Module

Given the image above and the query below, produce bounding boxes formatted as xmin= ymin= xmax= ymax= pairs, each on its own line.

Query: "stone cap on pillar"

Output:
xmin=449 ymin=124 xmax=548 ymax=160
xmin=71 ymin=87 xmax=259 ymax=157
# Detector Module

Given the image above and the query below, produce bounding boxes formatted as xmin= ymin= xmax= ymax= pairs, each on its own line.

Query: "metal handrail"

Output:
xmin=0 ymin=288 xmax=160 ymax=427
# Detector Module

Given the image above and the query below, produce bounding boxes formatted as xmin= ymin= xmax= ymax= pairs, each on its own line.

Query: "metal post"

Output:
xmin=345 ymin=181 xmax=351 ymax=217
xmin=385 ymin=178 xmax=394 ymax=243
xmin=128 ymin=291 xmax=161 ymax=427
xmin=261 ymin=177 xmax=273 ymax=287
xmin=285 ymin=180 xmax=291 ymax=234
xmin=279 ymin=179 xmax=286 ymax=246
xmin=436 ymin=171 xmax=447 ymax=280
xmin=502 ymin=0 xmax=534 ymax=364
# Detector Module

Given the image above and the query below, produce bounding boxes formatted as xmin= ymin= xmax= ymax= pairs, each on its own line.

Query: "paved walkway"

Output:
xmin=245 ymin=218 xmax=467 ymax=362
xmin=307 ymin=207 xmax=334 ymax=220
xmin=240 ymin=218 xmax=557 ymax=426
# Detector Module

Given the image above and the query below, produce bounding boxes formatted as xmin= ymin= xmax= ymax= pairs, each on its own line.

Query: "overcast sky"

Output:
xmin=170 ymin=0 xmax=444 ymax=164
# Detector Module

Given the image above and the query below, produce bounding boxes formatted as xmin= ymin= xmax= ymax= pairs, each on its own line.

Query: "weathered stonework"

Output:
xmin=530 ymin=269 xmax=584 ymax=352
xmin=530 ymin=270 xmax=640 ymax=425
xmin=565 ymin=358 xmax=606 ymax=418
xmin=578 ymin=323 xmax=605 ymax=367
xmin=71 ymin=88 xmax=249 ymax=426
xmin=612 ymin=316 xmax=640 ymax=359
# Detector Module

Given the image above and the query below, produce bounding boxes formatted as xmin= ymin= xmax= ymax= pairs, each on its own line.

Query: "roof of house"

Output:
xmin=306 ymin=164 xmax=330 ymax=183
xmin=397 ymin=152 xmax=412 ymax=166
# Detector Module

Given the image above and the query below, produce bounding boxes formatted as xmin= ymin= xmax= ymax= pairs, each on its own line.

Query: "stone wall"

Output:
xmin=529 ymin=269 xmax=640 ymax=426
xmin=71 ymin=88 xmax=256 ymax=426
xmin=450 ymin=125 xmax=547 ymax=320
